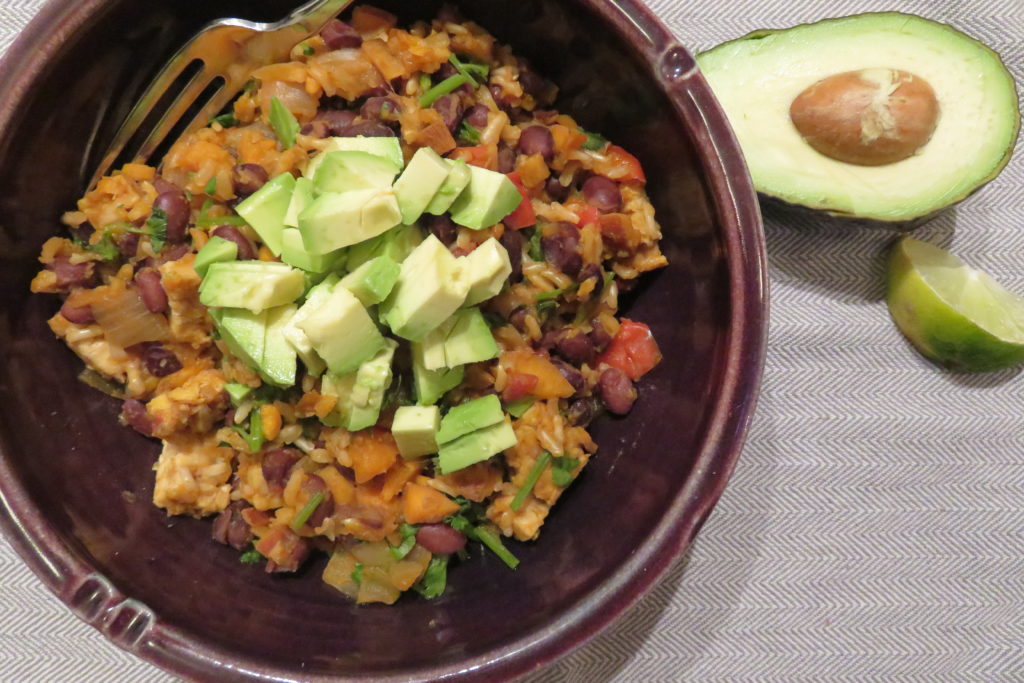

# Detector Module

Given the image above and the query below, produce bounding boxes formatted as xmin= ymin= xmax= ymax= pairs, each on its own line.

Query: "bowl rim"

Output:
xmin=0 ymin=0 xmax=768 ymax=680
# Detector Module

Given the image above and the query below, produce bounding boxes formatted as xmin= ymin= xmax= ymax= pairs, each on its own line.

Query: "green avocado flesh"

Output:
xmin=697 ymin=12 xmax=1020 ymax=223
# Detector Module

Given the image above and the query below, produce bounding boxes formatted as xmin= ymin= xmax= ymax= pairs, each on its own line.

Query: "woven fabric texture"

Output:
xmin=2 ymin=0 xmax=1023 ymax=680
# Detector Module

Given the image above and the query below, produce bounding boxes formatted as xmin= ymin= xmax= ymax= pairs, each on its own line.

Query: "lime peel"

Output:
xmin=886 ymin=236 xmax=1024 ymax=372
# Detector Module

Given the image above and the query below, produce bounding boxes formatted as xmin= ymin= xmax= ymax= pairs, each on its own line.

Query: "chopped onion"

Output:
xmin=91 ymin=287 xmax=170 ymax=348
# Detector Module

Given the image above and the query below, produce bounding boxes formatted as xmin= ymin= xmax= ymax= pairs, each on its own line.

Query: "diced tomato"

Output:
xmin=597 ymin=319 xmax=661 ymax=379
xmin=605 ymin=145 xmax=646 ymax=184
xmin=503 ymin=172 xmax=536 ymax=229
xmin=449 ymin=143 xmax=497 ymax=170
xmin=502 ymin=372 xmax=538 ymax=402
xmin=576 ymin=205 xmax=600 ymax=228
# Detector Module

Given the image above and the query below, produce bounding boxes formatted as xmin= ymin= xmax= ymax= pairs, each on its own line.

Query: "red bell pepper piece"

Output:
xmin=605 ymin=145 xmax=646 ymax=184
xmin=597 ymin=319 xmax=661 ymax=379
xmin=503 ymin=171 xmax=536 ymax=229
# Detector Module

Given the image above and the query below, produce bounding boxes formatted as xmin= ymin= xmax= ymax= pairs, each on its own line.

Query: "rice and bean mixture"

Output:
xmin=30 ymin=4 xmax=666 ymax=603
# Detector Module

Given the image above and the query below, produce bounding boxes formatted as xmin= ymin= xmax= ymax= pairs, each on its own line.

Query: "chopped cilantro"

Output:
xmin=233 ymin=409 xmax=264 ymax=453
xmin=580 ymin=129 xmax=608 ymax=151
xmin=390 ymin=523 xmax=418 ymax=560
xmin=210 ymin=112 xmax=239 ymax=128
xmin=448 ymin=54 xmax=489 ymax=84
xmin=551 ymin=455 xmax=580 ymax=487
xmin=458 ymin=120 xmax=481 ymax=145
xmin=194 ymin=214 xmax=248 ymax=228
xmin=528 ymin=227 xmax=543 ymax=261
xmin=204 ymin=176 xmax=217 ymax=195
xmin=510 ymin=451 xmax=551 ymax=511
xmin=413 ymin=555 xmax=448 ymax=599
xmin=269 ymin=96 xmax=300 ymax=148
xmin=145 ymin=208 xmax=168 ymax=253
xmin=446 ymin=513 xmax=519 ymax=570
xmin=240 ymin=548 xmax=264 ymax=565
xmin=85 ymin=233 xmax=120 ymax=261
xmin=535 ymin=299 xmax=557 ymax=318
xmin=420 ymin=74 xmax=469 ymax=107
xmin=418 ymin=72 xmax=432 ymax=92
xmin=351 ymin=562 xmax=364 ymax=585
xmin=290 ymin=491 xmax=325 ymax=531
xmin=301 ymin=43 xmax=315 ymax=56
xmin=535 ymin=283 xmax=579 ymax=302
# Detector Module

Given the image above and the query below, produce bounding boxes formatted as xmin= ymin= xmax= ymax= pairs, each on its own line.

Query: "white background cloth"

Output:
xmin=2 ymin=0 xmax=1023 ymax=679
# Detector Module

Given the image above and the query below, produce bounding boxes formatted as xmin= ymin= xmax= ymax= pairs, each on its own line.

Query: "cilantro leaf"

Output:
xmin=551 ymin=456 xmax=580 ymax=487
xmin=413 ymin=555 xmax=448 ymax=599
xmin=390 ymin=523 xmax=418 ymax=560
xmin=269 ymin=97 xmax=300 ymax=148
xmin=146 ymin=208 xmax=168 ymax=253
xmin=240 ymin=548 xmax=264 ymax=565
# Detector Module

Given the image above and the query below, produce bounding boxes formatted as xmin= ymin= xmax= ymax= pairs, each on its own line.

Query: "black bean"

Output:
xmin=498 ymin=227 xmax=524 ymax=282
xmin=156 ymin=243 xmax=190 ymax=264
xmin=121 ymin=399 xmax=153 ymax=436
xmin=135 ymin=268 xmax=168 ymax=313
xmin=416 ymin=523 xmax=467 ymax=554
xmin=339 ymin=120 xmax=396 ymax=138
xmin=360 ymin=96 xmax=400 ymax=122
xmin=508 ymin=306 xmax=529 ymax=332
xmin=143 ymin=344 xmax=182 ymax=377
xmin=566 ymin=397 xmax=598 ymax=426
xmin=464 ymin=104 xmax=489 ymax=128
xmin=599 ymin=367 xmax=636 ymax=415
xmin=555 ymin=332 xmax=595 ymax=366
xmin=582 ymin=176 xmax=622 ymax=213
xmin=116 ymin=231 xmax=140 ymax=258
xmin=489 ymin=84 xmax=511 ymax=112
xmin=427 ymin=214 xmax=457 ymax=246
xmin=541 ymin=222 xmax=582 ymax=276
xmin=211 ymin=225 xmax=256 ymax=261
xmin=432 ymin=94 xmax=463 ymax=133
xmin=212 ymin=501 xmax=253 ymax=550
xmin=262 ymin=448 xmax=300 ymax=491
xmin=232 ymin=164 xmax=268 ymax=197
xmin=551 ymin=357 xmax=585 ymax=393
xmin=518 ymin=125 xmax=554 ymax=160
xmin=578 ymin=263 xmax=604 ymax=296
xmin=153 ymin=177 xmax=178 ymax=195
xmin=518 ymin=65 xmax=546 ymax=98
xmin=309 ymin=108 xmax=358 ymax=138
xmin=545 ymin=177 xmax=569 ymax=202
xmin=589 ymin=319 xmax=613 ymax=353
xmin=60 ymin=301 xmax=94 ymax=325
xmin=321 ymin=19 xmax=362 ymax=49
xmin=153 ymin=190 xmax=189 ymax=243
xmin=497 ymin=144 xmax=516 ymax=173
xmin=49 ymin=256 xmax=95 ymax=289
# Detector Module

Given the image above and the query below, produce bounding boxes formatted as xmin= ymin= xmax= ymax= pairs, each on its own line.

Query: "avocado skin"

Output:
xmin=698 ymin=12 xmax=1021 ymax=228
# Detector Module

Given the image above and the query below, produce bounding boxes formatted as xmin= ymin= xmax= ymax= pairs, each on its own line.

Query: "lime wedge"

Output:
xmin=886 ymin=236 xmax=1024 ymax=372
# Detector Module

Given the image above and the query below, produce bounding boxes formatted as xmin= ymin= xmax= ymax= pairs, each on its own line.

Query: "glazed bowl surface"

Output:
xmin=0 ymin=0 xmax=766 ymax=679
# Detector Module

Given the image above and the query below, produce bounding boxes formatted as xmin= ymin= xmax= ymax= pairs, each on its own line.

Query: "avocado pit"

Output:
xmin=789 ymin=68 xmax=939 ymax=166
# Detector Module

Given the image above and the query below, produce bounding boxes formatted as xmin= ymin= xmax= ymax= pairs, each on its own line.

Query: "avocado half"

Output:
xmin=697 ymin=13 xmax=1021 ymax=225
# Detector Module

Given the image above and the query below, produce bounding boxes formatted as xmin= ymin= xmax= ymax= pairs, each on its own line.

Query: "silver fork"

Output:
xmin=88 ymin=0 xmax=352 ymax=190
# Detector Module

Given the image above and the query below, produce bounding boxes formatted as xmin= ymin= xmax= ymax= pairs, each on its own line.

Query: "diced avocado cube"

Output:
xmin=303 ymin=136 xmax=405 ymax=179
xmin=297 ymin=284 xmax=385 ymax=375
xmin=380 ymin=235 xmax=470 ymax=342
xmin=280 ymin=227 xmax=345 ymax=273
xmin=284 ymin=176 xmax=315 ymax=229
xmin=436 ymin=394 xmax=505 ymax=445
xmin=460 ymin=238 xmax=512 ymax=306
xmin=449 ymin=166 xmax=523 ymax=230
xmin=438 ymin=418 xmax=518 ymax=474
xmin=281 ymin=274 xmax=338 ymax=376
xmin=346 ymin=223 xmax=424 ymax=271
xmin=224 ymin=382 xmax=254 ymax=406
xmin=443 ymin=307 xmax=499 ymax=367
xmin=412 ymin=352 xmax=464 ymax=405
xmin=419 ymin=316 xmax=457 ymax=371
xmin=321 ymin=339 xmax=397 ymax=431
xmin=313 ymin=150 xmax=402 ymax=195
xmin=392 ymin=405 xmax=441 ymax=459
xmin=199 ymin=261 xmax=305 ymax=314
xmin=193 ymin=236 xmax=237 ymax=278
xmin=393 ymin=147 xmax=452 ymax=225
xmin=209 ymin=307 xmax=265 ymax=375
xmin=298 ymin=189 xmax=401 ymax=255
xmin=235 ymin=172 xmax=295 ymax=255
xmin=259 ymin=304 xmax=298 ymax=387
xmin=340 ymin=255 xmax=400 ymax=306
xmin=425 ymin=159 xmax=471 ymax=216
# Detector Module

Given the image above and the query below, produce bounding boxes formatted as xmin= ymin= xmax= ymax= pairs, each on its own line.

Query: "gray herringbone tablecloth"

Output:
xmin=2 ymin=0 xmax=1023 ymax=680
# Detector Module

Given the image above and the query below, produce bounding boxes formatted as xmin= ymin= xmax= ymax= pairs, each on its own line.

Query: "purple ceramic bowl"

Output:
xmin=0 ymin=0 xmax=766 ymax=679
